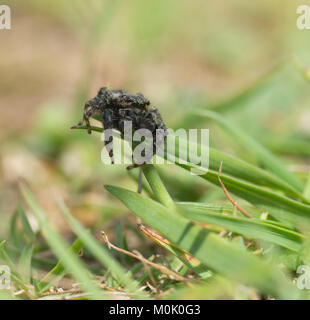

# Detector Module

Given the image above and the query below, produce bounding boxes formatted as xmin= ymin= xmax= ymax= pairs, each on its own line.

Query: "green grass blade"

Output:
xmin=207 ymin=148 xmax=308 ymax=202
xmin=58 ymin=200 xmax=146 ymax=299
xmin=178 ymin=163 xmax=310 ymax=223
xmin=72 ymin=125 xmax=309 ymax=212
xmin=176 ymin=61 xmax=283 ymax=131
xmin=173 ymin=137 xmax=308 ymax=202
xmin=37 ymin=238 xmax=84 ymax=293
xmin=10 ymin=206 xmax=36 ymax=249
xmin=20 ymin=184 xmax=104 ymax=299
xmin=304 ymin=172 xmax=310 ymax=200
xmin=105 ymin=185 xmax=302 ymax=299
xmin=263 ymin=136 xmax=310 ymax=158
xmin=178 ymin=202 xmax=304 ymax=252
xmin=192 ymin=109 xmax=303 ymax=192
xmin=0 ymin=241 xmax=15 ymax=269
xmin=9 ymin=210 xmax=22 ymax=248
xmin=142 ymin=164 xmax=176 ymax=210
xmin=73 ymin=125 xmax=307 ymax=202
xmin=17 ymin=206 xmax=36 ymax=241
xmin=18 ymin=244 xmax=33 ymax=284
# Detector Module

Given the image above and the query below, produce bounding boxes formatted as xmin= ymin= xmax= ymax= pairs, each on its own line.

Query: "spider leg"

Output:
xmin=102 ymin=108 xmax=115 ymax=164
xmin=104 ymin=134 xmax=114 ymax=164
xmin=84 ymin=115 xmax=92 ymax=134
xmin=77 ymin=103 xmax=94 ymax=134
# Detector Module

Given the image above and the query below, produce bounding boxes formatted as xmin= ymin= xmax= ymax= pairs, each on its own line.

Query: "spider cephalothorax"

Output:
xmin=76 ymin=87 xmax=167 ymax=169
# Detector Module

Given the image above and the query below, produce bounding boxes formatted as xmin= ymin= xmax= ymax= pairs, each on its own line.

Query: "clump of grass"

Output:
xmin=2 ymin=60 xmax=310 ymax=300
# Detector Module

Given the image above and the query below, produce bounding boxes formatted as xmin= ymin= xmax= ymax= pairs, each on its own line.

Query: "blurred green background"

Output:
xmin=1 ymin=0 xmax=310 ymax=242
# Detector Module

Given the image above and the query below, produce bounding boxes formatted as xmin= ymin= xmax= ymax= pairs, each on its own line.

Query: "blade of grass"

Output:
xmin=141 ymin=165 xmax=210 ymax=275
xmin=9 ymin=210 xmax=22 ymax=249
xmin=58 ymin=200 xmax=147 ymax=299
xmin=37 ymin=238 xmax=84 ymax=293
xmin=176 ymin=61 xmax=284 ymax=130
xmin=206 ymin=147 xmax=308 ymax=202
xmin=17 ymin=206 xmax=36 ymax=241
xmin=304 ymin=172 xmax=310 ymax=200
xmin=17 ymin=244 xmax=33 ymax=284
xmin=105 ymin=185 xmax=302 ymax=299
xmin=72 ymin=125 xmax=307 ymax=202
xmin=0 ymin=241 xmax=35 ymax=297
xmin=178 ymin=163 xmax=310 ymax=223
xmin=0 ymin=241 xmax=15 ymax=269
xmin=137 ymin=224 xmax=209 ymax=276
xmin=142 ymin=164 xmax=176 ymax=210
xmin=10 ymin=206 xmax=36 ymax=249
xmin=263 ymin=136 xmax=310 ymax=158
xmin=115 ymin=221 xmax=129 ymax=265
xmin=178 ymin=202 xmax=304 ymax=252
xmin=7 ymin=245 xmax=56 ymax=269
xmin=73 ymin=125 xmax=310 ymax=223
xmin=20 ymin=184 xmax=104 ymax=299
xmin=191 ymin=109 xmax=304 ymax=192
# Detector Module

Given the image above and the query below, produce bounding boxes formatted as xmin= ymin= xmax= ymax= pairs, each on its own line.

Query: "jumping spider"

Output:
xmin=75 ymin=87 xmax=168 ymax=169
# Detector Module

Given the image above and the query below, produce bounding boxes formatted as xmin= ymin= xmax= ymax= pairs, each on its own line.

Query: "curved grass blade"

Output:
xmin=304 ymin=172 xmax=310 ymax=200
xmin=141 ymin=164 xmax=210 ymax=275
xmin=191 ymin=109 xmax=304 ymax=192
xmin=0 ymin=241 xmax=15 ymax=269
xmin=105 ymin=185 xmax=302 ymax=299
xmin=178 ymin=202 xmax=304 ymax=252
xmin=17 ymin=206 xmax=36 ymax=241
xmin=37 ymin=238 xmax=84 ymax=293
xmin=18 ymin=244 xmax=33 ymax=284
xmin=58 ymin=200 xmax=146 ymax=299
xmin=176 ymin=61 xmax=284 ymax=130
xmin=72 ymin=125 xmax=308 ymax=202
xmin=178 ymin=163 xmax=310 ymax=223
xmin=20 ymin=184 xmax=104 ymax=299
xmin=263 ymin=136 xmax=310 ymax=158
xmin=10 ymin=210 xmax=22 ymax=248
xmin=138 ymin=223 xmax=209 ymax=276
xmin=206 ymin=147 xmax=308 ymax=203
xmin=142 ymin=164 xmax=176 ymax=210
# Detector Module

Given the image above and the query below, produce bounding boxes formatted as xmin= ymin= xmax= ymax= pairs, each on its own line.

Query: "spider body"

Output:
xmin=77 ymin=87 xmax=167 ymax=169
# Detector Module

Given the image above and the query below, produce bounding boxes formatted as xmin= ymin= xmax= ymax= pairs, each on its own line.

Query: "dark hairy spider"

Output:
xmin=76 ymin=87 xmax=168 ymax=169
